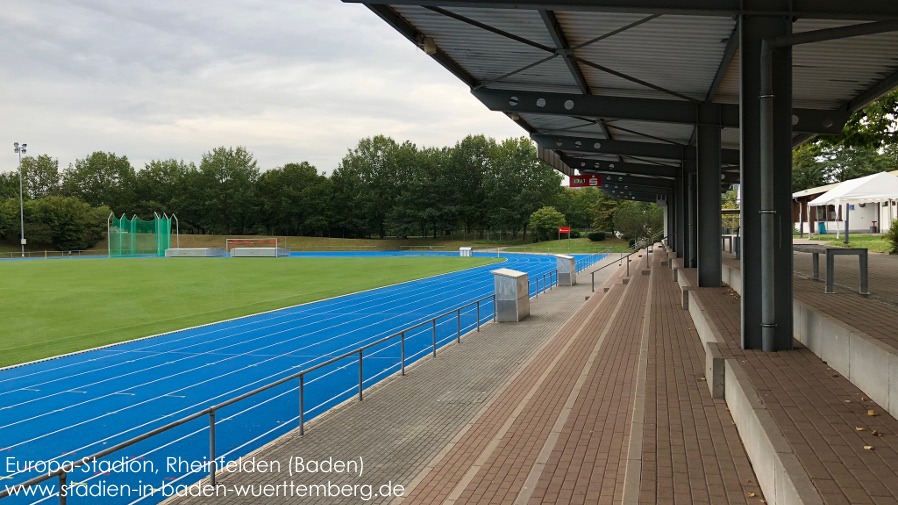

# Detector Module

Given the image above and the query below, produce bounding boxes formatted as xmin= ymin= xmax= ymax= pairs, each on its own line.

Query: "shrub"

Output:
xmin=628 ymin=238 xmax=637 ymax=248
xmin=528 ymin=206 xmax=567 ymax=242
xmin=588 ymin=231 xmax=606 ymax=242
xmin=886 ymin=219 xmax=898 ymax=254
xmin=570 ymin=230 xmax=581 ymax=239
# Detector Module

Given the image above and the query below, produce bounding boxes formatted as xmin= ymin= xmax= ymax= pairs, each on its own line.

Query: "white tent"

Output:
xmin=808 ymin=172 xmax=898 ymax=207
xmin=808 ymin=172 xmax=898 ymax=238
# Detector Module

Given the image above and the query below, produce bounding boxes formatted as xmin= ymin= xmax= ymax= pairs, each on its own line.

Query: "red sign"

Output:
xmin=570 ymin=174 xmax=601 ymax=188
xmin=559 ymin=227 xmax=571 ymax=234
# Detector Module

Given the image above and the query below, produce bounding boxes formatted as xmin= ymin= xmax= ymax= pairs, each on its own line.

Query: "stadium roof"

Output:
xmin=345 ymin=0 xmax=898 ymax=198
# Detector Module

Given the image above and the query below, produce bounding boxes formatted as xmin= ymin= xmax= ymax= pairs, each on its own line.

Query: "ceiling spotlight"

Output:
xmin=419 ymin=37 xmax=437 ymax=55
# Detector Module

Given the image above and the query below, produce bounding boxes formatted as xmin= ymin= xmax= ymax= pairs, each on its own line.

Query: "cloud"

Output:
xmin=0 ymin=0 xmax=523 ymax=175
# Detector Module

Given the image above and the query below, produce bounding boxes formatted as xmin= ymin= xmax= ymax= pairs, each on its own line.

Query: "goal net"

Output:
xmin=226 ymin=238 xmax=290 ymax=257
xmin=108 ymin=213 xmax=173 ymax=257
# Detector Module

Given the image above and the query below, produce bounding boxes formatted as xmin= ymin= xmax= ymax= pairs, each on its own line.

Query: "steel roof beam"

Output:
xmin=706 ymin=29 xmax=739 ymax=102
xmin=601 ymin=175 xmax=674 ymax=189
xmin=560 ymin=156 xmax=678 ymax=178
xmin=474 ymin=88 xmax=849 ymax=134
xmin=603 ymin=183 xmax=672 ymax=195
xmin=601 ymin=188 xmax=667 ymax=202
xmin=533 ymin=133 xmax=740 ymax=165
xmin=351 ymin=1 xmax=898 ymax=20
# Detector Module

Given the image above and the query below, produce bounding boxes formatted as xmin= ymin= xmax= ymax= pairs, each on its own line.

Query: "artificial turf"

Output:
xmin=0 ymin=255 xmax=500 ymax=367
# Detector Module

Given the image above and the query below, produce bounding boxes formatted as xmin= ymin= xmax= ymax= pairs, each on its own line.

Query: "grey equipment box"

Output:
xmin=491 ymin=268 xmax=530 ymax=322
xmin=555 ymin=254 xmax=576 ymax=286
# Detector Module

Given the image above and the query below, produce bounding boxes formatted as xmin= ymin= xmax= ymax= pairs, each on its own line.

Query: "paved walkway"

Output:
xmin=681 ymin=262 xmax=898 ymax=504
xmin=164 ymin=256 xmax=619 ymax=504
xmin=164 ymin=250 xmax=765 ymax=505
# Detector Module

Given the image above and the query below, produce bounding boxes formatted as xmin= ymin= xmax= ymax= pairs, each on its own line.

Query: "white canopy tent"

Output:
xmin=809 ymin=172 xmax=898 ymax=239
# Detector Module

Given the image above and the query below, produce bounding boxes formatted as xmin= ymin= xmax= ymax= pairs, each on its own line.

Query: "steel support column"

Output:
xmin=740 ymin=11 xmax=793 ymax=351
xmin=697 ymin=123 xmax=722 ymax=286
xmin=687 ymin=171 xmax=697 ymax=268
xmin=676 ymin=167 xmax=687 ymax=259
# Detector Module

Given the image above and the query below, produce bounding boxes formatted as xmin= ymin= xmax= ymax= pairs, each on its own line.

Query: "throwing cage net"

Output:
xmin=108 ymin=213 xmax=175 ymax=257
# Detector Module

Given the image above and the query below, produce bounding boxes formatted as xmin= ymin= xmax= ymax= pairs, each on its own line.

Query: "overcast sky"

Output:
xmin=0 ymin=0 xmax=524 ymax=175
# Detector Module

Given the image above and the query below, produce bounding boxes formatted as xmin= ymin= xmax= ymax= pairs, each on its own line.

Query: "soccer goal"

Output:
xmin=226 ymin=237 xmax=290 ymax=257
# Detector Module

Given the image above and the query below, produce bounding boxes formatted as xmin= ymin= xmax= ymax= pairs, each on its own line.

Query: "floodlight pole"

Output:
xmin=13 ymin=142 xmax=26 ymax=257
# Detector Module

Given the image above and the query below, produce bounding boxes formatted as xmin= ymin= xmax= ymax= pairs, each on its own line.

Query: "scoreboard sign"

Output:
xmin=570 ymin=174 xmax=601 ymax=188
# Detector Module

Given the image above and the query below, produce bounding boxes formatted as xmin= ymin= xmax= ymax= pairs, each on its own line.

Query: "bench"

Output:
xmin=792 ymin=244 xmax=869 ymax=295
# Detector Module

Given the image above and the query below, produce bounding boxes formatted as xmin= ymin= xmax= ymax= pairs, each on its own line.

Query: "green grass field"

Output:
xmin=0 ymin=256 xmax=500 ymax=367
xmin=505 ymin=237 xmax=631 ymax=254
xmin=809 ymin=233 xmax=893 ymax=254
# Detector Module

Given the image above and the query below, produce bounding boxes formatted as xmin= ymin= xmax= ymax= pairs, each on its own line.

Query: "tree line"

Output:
xmin=792 ymin=90 xmax=898 ymax=191
xmin=0 ymin=134 xmax=629 ymax=250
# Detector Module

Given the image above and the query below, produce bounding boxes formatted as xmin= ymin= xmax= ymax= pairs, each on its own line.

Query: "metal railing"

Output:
xmin=0 ymin=294 xmax=497 ymax=503
xmin=399 ymin=245 xmax=447 ymax=251
xmin=574 ymin=249 xmax=612 ymax=273
xmin=591 ymin=236 xmax=667 ymax=292
xmin=530 ymin=270 xmax=557 ymax=298
xmin=0 ymin=249 xmax=101 ymax=260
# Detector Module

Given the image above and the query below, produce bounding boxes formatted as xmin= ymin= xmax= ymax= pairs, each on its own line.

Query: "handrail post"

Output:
xmin=456 ymin=309 xmax=461 ymax=343
xmin=209 ymin=411 xmax=217 ymax=486
xmin=476 ymin=301 xmax=481 ymax=332
xmin=299 ymin=375 xmax=305 ymax=435
xmin=592 ymin=271 xmax=595 ymax=292
xmin=401 ymin=332 xmax=406 ymax=375
xmin=58 ymin=472 xmax=67 ymax=505
xmin=493 ymin=295 xmax=497 ymax=322
xmin=358 ymin=350 xmax=364 ymax=400
xmin=432 ymin=319 xmax=437 ymax=357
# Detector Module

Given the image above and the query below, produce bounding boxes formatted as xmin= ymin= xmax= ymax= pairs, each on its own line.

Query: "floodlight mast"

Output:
xmin=13 ymin=142 xmax=26 ymax=257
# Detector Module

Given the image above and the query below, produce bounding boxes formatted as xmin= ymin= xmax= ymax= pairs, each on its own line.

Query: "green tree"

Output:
xmin=258 ymin=162 xmax=331 ymax=236
xmin=21 ymin=197 xmax=110 ymax=250
xmin=487 ymin=138 xmax=563 ymax=241
xmin=133 ymin=159 xmax=195 ymax=219
xmin=61 ymin=152 xmax=135 ymax=214
xmin=447 ymin=135 xmax=494 ymax=235
xmin=21 ymin=154 xmax=60 ymax=198
xmin=591 ymin=191 xmax=620 ymax=231
xmin=792 ymin=144 xmax=825 ymax=191
xmin=820 ymin=89 xmax=898 ymax=150
xmin=528 ymin=206 xmax=567 ymax=242
xmin=0 ymin=172 xmax=19 ymax=200
xmin=198 ymin=146 xmax=260 ymax=235
xmin=613 ymin=201 xmax=663 ymax=240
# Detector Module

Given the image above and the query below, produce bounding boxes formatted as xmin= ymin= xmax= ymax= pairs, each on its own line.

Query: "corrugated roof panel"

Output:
xmin=606 ymin=120 xmax=694 ymax=145
xmin=394 ymin=5 xmax=577 ymax=89
xmin=442 ymin=7 xmax=557 ymax=48
xmin=713 ymin=21 xmax=898 ymax=110
xmin=792 ymin=20 xmax=898 ymax=109
xmin=558 ymin=13 xmax=735 ymax=100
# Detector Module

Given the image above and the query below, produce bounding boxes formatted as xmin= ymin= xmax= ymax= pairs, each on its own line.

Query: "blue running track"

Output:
xmin=0 ymin=252 xmax=604 ymax=504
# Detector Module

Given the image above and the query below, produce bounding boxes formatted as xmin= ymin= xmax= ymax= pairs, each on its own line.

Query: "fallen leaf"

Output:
xmin=864 ymin=445 xmax=874 ymax=450
xmin=844 ymin=400 xmax=852 ymax=403
xmin=832 ymin=374 xmax=839 ymax=377
xmin=872 ymin=430 xmax=882 ymax=437
xmin=747 ymin=492 xmax=756 ymax=498
xmin=868 ymin=409 xmax=879 ymax=417
xmin=856 ymin=427 xmax=866 ymax=431
xmin=861 ymin=397 xmax=867 ymax=401
xmin=760 ymin=500 xmax=766 ymax=504
xmin=700 ymin=377 xmax=706 ymax=381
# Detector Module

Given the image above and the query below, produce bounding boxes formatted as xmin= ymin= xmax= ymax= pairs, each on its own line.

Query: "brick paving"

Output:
xmin=641 ymin=255 xmax=761 ymax=505
xmin=163 ymin=257 xmax=622 ymax=505
xmin=165 ymin=251 xmax=768 ymax=505
xmin=681 ymin=260 xmax=898 ymax=504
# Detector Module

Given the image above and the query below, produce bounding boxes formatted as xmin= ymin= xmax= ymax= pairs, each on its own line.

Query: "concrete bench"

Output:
xmin=792 ymin=244 xmax=869 ymax=295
